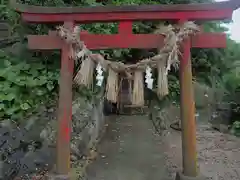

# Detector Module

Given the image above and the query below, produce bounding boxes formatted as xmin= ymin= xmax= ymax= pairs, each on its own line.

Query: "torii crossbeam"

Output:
xmin=11 ymin=0 xmax=240 ymax=179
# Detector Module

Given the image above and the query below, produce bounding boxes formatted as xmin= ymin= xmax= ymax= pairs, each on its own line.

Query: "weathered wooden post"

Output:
xmin=177 ymin=19 xmax=199 ymax=179
xmin=56 ymin=22 xmax=75 ymax=176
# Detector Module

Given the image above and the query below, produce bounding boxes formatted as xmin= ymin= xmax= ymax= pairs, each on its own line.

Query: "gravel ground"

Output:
xmin=163 ymin=123 xmax=240 ymax=180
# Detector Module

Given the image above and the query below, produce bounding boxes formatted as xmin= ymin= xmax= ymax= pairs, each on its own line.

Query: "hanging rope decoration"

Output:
xmin=74 ymin=57 xmax=94 ymax=88
xmin=132 ymin=70 xmax=145 ymax=106
xmin=106 ymin=68 xmax=119 ymax=103
xmin=57 ymin=22 xmax=199 ymax=106
xmin=157 ymin=60 xmax=169 ymax=97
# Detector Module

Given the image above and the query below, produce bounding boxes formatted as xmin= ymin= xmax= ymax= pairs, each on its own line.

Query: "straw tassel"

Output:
xmin=74 ymin=57 xmax=94 ymax=88
xmin=106 ymin=68 xmax=119 ymax=103
xmin=157 ymin=60 xmax=169 ymax=97
xmin=132 ymin=71 xmax=144 ymax=106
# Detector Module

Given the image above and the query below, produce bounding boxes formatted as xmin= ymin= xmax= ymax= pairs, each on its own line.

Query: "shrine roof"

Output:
xmin=10 ymin=0 xmax=240 ymax=14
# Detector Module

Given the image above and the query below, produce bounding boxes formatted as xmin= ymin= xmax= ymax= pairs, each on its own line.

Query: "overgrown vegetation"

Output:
xmin=0 ymin=51 xmax=59 ymax=120
xmin=0 ymin=0 xmax=239 ymax=135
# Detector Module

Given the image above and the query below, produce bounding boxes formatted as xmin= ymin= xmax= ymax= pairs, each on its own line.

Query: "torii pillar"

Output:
xmin=177 ymin=19 xmax=199 ymax=179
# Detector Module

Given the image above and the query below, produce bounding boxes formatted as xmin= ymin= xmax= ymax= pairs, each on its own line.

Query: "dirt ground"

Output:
xmin=86 ymin=115 xmax=240 ymax=180
xmin=163 ymin=123 xmax=240 ymax=180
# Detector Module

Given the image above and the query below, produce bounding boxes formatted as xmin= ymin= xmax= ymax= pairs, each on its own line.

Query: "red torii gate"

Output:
xmin=11 ymin=0 xmax=240 ymax=179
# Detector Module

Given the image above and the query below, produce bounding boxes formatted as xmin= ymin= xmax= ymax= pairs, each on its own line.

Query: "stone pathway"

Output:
xmin=86 ymin=115 xmax=173 ymax=180
xmin=86 ymin=115 xmax=240 ymax=180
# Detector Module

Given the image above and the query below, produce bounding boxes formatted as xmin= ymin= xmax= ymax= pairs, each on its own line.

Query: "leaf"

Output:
xmin=37 ymin=76 xmax=48 ymax=85
xmin=0 ymin=103 xmax=4 ymax=110
xmin=5 ymin=93 xmax=16 ymax=101
xmin=47 ymin=82 xmax=55 ymax=91
xmin=5 ymin=71 xmax=18 ymax=81
xmin=0 ymin=50 xmax=7 ymax=58
xmin=0 ymin=68 xmax=10 ymax=77
xmin=5 ymin=106 xmax=19 ymax=115
xmin=11 ymin=111 xmax=24 ymax=120
xmin=0 ymin=81 xmax=12 ymax=91
xmin=33 ymin=63 xmax=45 ymax=70
xmin=114 ymin=50 xmax=122 ymax=58
xmin=17 ymin=62 xmax=30 ymax=71
xmin=35 ymin=89 xmax=47 ymax=96
xmin=26 ymin=69 xmax=39 ymax=77
xmin=20 ymin=103 xmax=31 ymax=110
xmin=25 ymin=77 xmax=37 ymax=87
xmin=4 ymin=60 xmax=11 ymax=67
xmin=0 ymin=92 xmax=16 ymax=101
xmin=16 ymin=80 xmax=26 ymax=86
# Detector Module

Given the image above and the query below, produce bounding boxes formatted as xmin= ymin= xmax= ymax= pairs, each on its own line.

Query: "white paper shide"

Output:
xmin=145 ymin=66 xmax=153 ymax=89
xmin=96 ymin=63 xmax=104 ymax=86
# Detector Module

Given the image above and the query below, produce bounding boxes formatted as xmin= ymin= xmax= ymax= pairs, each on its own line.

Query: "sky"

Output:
xmin=216 ymin=0 xmax=240 ymax=42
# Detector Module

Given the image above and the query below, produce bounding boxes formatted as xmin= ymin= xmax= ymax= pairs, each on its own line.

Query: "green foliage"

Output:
xmin=222 ymin=60 xmax=240 ymax=131
xmin=168 ymin=75 xmax=180 ymax=101
xmin=231 ymin=121 xmax=240 ymax=137
xmin=1 ymin=0 xmax=240 ymax=129
xmin=0 ymin=50 xmax=59 ymax=120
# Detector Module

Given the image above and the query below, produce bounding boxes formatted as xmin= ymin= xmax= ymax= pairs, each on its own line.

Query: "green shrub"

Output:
xmin=0 ymin=50 xmax=59 ymax=120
